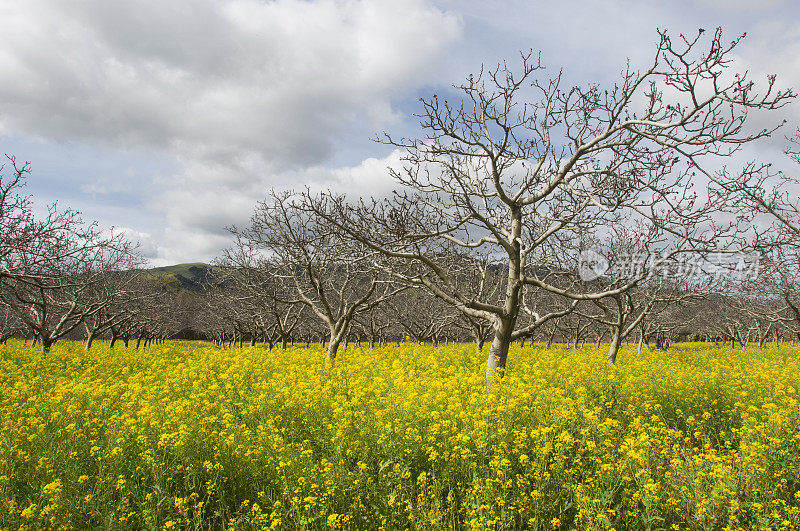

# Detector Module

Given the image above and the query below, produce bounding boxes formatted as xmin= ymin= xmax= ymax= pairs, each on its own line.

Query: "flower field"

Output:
xmin=1 ymin=341 xmax=799 ymax=530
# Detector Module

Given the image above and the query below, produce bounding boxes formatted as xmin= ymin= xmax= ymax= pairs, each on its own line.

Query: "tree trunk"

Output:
xmin=85 ymin=332 xmax=95 ymax=351
xmin=40 ymin=336 xmax=54 ymax=354
xmin=475 ymin=336 xmax=485 ymax=354
xmin=326 ymin=337 xmax=342 ymax=364
xmin=486 ymin=319 xmax=513 ymax=388
xmin=607 ymin=327 xmax=622 ymax=364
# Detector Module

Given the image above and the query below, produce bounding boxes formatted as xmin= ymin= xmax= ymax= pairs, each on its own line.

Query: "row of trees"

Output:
xmin=2 ymin=29 xmax=799 ymax=389
xmin=195 ymin=270 xmax=800 ymax=353
xmin=0 ymin=156 xmax=192 ymax=352
xmin=210 ymin=28 xmax=799 ymax=387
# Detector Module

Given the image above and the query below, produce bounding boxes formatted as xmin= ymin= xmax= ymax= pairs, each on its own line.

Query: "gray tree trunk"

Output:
xmin=486 ymin=318 xmax=514 ymax=389
xmin=85 ymin=332 xmax=95 ymax=351
xmin=326 ymin=337 xmax=342 ymax=364
xmin=607 ymin=328 xmax=622 ymax=364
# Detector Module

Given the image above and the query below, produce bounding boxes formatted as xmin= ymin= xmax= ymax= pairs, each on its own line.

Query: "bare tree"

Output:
xmin=229 ymin=190 xmax=403 ymax=362
xmin=352 ymin=304 xmax=395 ymax=348
xmin=0 ymin=159 xmax=141 ymax=352
xmin=711 ymin=130 xmax=800 ymax=341
xmin=216 ymin=245 xmax=309 ymax=349
xmin=0 ymin=305 xmax=23 ymax=343
xmin=0 ymin=157 xmax=27 ymax=267
xmin=312 ymin=28 xmax=791 ymax=384
xmin=386 ymin=288 xmax=459 ymax=346
xmin=81 ymin=268 xmax=144 ymax=350
xmin=576 ymin=224 xmax=708 ymax=362
xmin=0 ymin=227 xmax=140 ymax=353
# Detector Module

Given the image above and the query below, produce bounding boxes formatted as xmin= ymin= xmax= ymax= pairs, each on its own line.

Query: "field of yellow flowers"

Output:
xmin=1 ymin=340 xmax=799 ymax=530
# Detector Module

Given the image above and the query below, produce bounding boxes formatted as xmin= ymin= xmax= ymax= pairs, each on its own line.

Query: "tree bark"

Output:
xmin=85 ymin=333 xmax=95 ymax=351
xmin=486 ymin=318 xmax=514 ymax=388
xmin=326 ymin=337 xmax=342 ymax=364
xmin=607 ymin=327 xmax=622 ymax=364
xmin=545 ymin=328 xmax=556 ymax=350
xmin=475 ymin=336 xmax=486 ymax=354
xmin=40 ymin=336 xmax=54 ymax=354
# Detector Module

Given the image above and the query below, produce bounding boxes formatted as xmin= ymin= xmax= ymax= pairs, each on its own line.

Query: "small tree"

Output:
xmin=0 ymin=157 xmax=140 ymax=353
xmin=81 ymin=268 xmax=144 ymax=350
xmin=0 ymin=305 xmax=23 ymax=343
xmin=229 ymin=190 xmax=402 ymax=362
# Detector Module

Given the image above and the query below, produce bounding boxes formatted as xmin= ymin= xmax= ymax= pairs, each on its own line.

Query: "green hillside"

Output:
xmin=147 ymin=262 xmax=214 ymax=291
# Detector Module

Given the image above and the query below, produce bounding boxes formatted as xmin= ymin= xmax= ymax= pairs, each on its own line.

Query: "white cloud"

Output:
xmin=0 ymin=0 xmax=461 ymax=173
xmin=80 ymin=176 xmax=134 ymax=198
xmin=298 ymin=150 xmax=404 ymax=196
xmin=697 ymin=0 xmax=788 ymax=11
xmin=113 ymin=227 xmax=159 ymax=260
xmin=146 ymin=150 xmax=403 ymax=264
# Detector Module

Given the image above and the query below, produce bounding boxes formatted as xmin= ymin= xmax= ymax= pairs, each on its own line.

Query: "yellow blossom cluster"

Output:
xmin=1 ymin=340 xmax=799 ymax=529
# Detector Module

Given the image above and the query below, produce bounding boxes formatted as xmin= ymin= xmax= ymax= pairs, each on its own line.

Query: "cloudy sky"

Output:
xmin=1 ymin=0 xmax=799 ymax=266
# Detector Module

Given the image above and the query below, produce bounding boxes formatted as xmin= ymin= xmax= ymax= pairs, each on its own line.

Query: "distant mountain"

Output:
xmin=147 ymin=262 xmax=215 ymax=292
